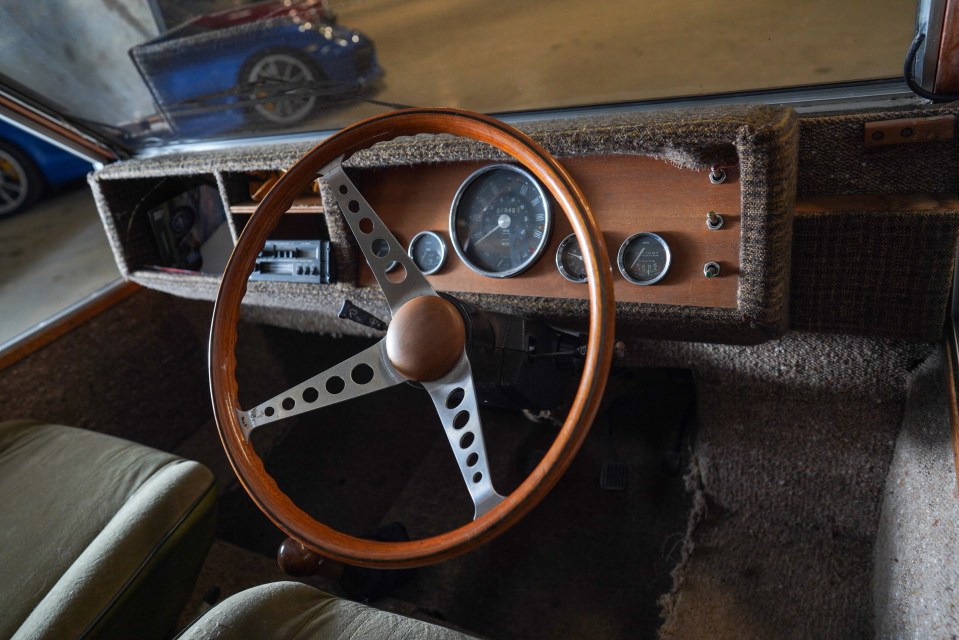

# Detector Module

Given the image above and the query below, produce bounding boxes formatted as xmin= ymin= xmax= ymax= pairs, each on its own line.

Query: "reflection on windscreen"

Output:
xmin=128 ymin=0 xmax=383 ymax=139
xmin=0 ymin=0 xmax=916 ymax=150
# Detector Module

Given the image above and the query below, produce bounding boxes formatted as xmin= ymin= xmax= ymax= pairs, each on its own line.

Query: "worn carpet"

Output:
xmin=3 ymin=290 xmax=945 ymax=639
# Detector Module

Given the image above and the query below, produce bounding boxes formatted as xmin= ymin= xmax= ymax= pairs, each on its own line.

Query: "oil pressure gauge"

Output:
xmin=408 ymin=231 xmax=447 ymax=275
xmin=555 ymin=233 xmax=587 ymax=283
xmin=617 ymin=232 xmax=671 ymax=285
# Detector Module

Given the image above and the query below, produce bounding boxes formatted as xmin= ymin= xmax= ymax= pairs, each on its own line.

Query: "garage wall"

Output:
xmin=0 ymin=0 xmax=159 ymax=124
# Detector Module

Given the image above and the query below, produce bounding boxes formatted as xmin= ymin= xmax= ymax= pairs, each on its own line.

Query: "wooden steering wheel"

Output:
xmin=209 ymin=108 xmax=615 ymax=569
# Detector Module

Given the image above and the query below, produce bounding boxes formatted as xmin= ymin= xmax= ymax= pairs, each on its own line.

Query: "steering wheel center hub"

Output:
xmin=386 ymin=296 xmax=466 ymax=382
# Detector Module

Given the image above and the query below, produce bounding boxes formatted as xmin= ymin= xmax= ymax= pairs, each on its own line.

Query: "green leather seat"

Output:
xmin=179 ymin=582 xmax=478 ymax=639
xmin=0 ymin=419 xmax=216 ymax=640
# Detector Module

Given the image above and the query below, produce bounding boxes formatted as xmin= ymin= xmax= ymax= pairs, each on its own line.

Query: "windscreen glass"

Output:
xmin=0 ymin=0 xmax=917 ymax=151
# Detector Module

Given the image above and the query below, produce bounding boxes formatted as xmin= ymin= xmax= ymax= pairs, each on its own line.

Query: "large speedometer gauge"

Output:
xmin=449 ymin=164 xmax=552 ymax=278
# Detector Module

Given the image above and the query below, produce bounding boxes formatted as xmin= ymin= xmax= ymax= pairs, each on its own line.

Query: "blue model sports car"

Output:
xmin=0 ymin=119 xmax=92 ymax=217
xmin=129 ymin=1 xmax=383 ymax=138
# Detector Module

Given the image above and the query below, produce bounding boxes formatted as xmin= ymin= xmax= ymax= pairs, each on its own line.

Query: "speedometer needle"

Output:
xmin=474 ymin=225 xmax=501 ymax=246
xmin=630 ymin=247 xmax=645 ymax=269
xmin=473 ymin=214 xmax=512 ymax=247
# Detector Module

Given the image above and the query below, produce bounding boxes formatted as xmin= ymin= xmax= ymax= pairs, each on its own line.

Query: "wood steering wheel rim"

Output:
xmin=209 ymin=108 xmax=616 ymax=568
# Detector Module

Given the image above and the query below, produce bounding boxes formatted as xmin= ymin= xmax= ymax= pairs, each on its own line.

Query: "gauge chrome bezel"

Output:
xmin=407 ymin=230 xmax=448 ymax=275
xmin=555 ymin=233 xmax=587 ymax=283
xmin=617 ymin=232 xmax=672 ymax=285
xmin=449 ymin=163 xmax=553 ymax=279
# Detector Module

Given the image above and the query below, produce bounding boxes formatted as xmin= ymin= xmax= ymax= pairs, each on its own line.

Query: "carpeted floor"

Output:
xmin=217 ymin=319 xmax=696 ymax=639
xmin=659 ymin=390 xmax=902 ymax=639
xmin=3 ymin=290 xmax=950 ymax=639
xmin=654 ymin=334 xmax=940 ymax=640
xmin=0 ymin=291 xmax=214 ymax=451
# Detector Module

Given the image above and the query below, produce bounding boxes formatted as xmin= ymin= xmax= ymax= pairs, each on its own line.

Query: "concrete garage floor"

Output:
xmin=0 ymin=186 xmax=119 ymax=344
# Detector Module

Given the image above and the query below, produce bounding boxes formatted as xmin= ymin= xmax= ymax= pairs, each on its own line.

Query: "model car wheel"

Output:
xmin=242 ymin=52 xmax=324 ymax=125
xmin=0 ymin=141 xmax=41 ymax=217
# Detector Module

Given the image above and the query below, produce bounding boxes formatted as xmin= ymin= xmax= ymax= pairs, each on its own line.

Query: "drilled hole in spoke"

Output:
xmin=452 ymin=410 xmax=469 ymax=429
xmin=385 ymin=263 xmax=407 ymax=284
xmin=472 ymin=472 xmax=483 ymax=483
xmin=282 ymin=397 xmax=295 ymax=411
xmin=338 ymin=185 xmax=348 ymax=195
xmin=302 ymin=387 xmax=319 ymax=403
xmin=326 ymin=376 xmax=345 ymax=394
xmin=371 ymin=238 xmax=389 ymax=258
xmin=459 ymin=431 xmax=475 ymax=449
xmin=264 ymin=407 xmax=275 ymax=417
xmin=466 ymin=452 xmax=479 ymax=467
xmin=348 ymin=200 xmax=360 ymax=213
xmin=446 ymin=388 xmax=465 ymax=409
xmin=359 ymin=218 xmax=373 ymax=234
xmin=351 ymin=364 xmax=374 ymax=384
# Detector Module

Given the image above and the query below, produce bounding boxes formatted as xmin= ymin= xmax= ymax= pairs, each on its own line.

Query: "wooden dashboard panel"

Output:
xmin=352 ymin=155 xmax=742 ymax=308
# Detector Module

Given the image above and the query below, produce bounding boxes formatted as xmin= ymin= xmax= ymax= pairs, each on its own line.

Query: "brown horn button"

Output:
xmin=386 ymin=296 xmax=466 ymax=382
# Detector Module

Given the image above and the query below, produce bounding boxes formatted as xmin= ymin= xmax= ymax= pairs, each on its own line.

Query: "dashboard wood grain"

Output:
xmin=352 ymin=155 xmax=741 ymax=307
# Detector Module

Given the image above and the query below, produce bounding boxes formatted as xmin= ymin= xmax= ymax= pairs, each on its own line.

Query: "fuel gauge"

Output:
xmin=408 ymin=231 xmax=447 ymax=275
xmin=617 ymin=232 xmax=671 ymax=285
xmin=555 ymin=233 xmax=587 ymax=283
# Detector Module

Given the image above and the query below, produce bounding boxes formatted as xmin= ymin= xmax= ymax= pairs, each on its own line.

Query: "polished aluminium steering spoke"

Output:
xmin=236 ymin=339 xmax=407 ymax=440
xmin=322 ymin=159 xmax=503 ymax=518
xmin=423 ymin=352 xmax=505 ymax=520
xmin=322 ymin=161 xmax=438 ymax=314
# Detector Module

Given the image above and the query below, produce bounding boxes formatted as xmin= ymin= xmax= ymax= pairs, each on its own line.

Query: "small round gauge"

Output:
xmin=555 ymin=233 xmax=587 ymax=283
xmin=408 ymin=231 xmax=447 ymax=275
xmin=450 ymin=164 xmax=552 ymax=278
xmin=617 ymin=232 xmax=671 ymax=285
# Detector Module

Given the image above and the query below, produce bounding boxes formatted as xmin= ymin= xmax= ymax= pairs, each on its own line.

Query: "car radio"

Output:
xmin=249 ymin=239 xmax=336 ymax=284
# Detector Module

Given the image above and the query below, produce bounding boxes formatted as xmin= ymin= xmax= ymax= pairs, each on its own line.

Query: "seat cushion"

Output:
xmin=0 ymin=419 xmax=216 ymax=639
xmin=180 ymin=582 xmax=478 ymax=640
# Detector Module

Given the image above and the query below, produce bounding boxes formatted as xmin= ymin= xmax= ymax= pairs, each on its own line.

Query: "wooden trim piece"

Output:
xmin=233 ymin=156 xmax=741 ymax=308
xmin=795 ymin=194 xmax=959 ymax=213
xmin=936 ymin=0 xmax=959 ymax=94
xmin=863 ymin=116 xmax=955 ymax=148
xmin=354 ymin=156 xmax=741 ymax=308
xmin=231 ymin=194 xmax=325 ymax=214
xmin=0 ymin=280 xmax=140 ymax=371
xmin=0 ymin=94 xmax=119 ymax=164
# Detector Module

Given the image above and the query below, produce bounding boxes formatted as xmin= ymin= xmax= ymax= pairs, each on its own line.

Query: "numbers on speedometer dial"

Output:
xmin=449 ymin=164 xmax=552 ymax=278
